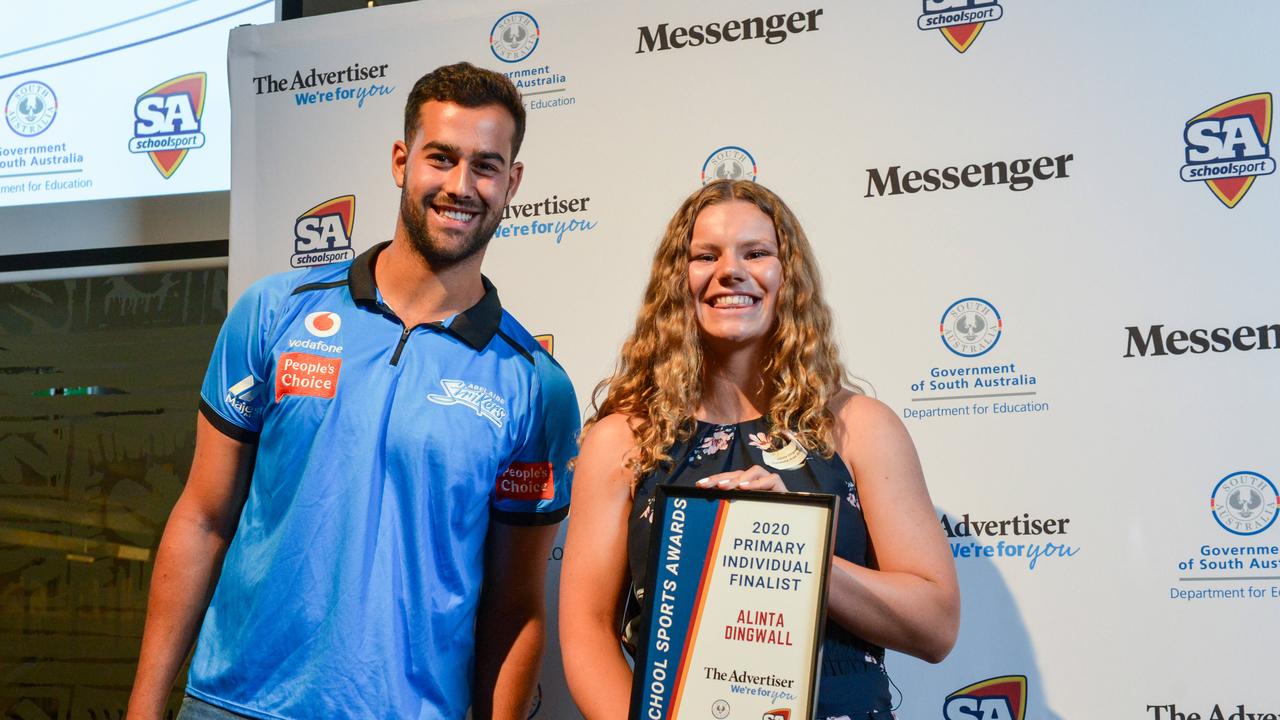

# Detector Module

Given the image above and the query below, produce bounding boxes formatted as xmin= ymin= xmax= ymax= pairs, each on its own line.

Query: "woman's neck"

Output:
xmin=697 ymin=344 xmax=769 ymax=424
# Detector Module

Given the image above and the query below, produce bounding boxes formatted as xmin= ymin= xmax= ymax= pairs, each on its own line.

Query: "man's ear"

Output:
xmin=391 ymin=139 xmax=408 ymax=188
xmin=505 ymin=161 xmax=524 ymax=203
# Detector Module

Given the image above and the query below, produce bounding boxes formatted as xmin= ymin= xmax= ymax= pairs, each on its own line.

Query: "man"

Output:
xmin=127 ymin=62 xmax=578 ymax=720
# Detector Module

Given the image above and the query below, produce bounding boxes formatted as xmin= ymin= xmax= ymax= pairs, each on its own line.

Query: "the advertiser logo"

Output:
xmin=496 ymin=193 xmax=597 ymax=244
xmin=1212 ymin=471 xmax=1279 ymax=537
xmin=491 ymin=12 xmax=540 ymax=63
xmin=1170 ymin=470 xmax=1279 ymax=603
xmin=497 ymin=462 xmax=555 ymax=501
xmin=225 ymin=375 xmax=259 ymax=419
xmin=1122 ymin=321 xmax=1280 ymax=357
xmin=275 ymin=352 xmax=341 ymax=402
xmin=703 ymin=146 xmax=757 ymax=184
xmin=940 ymin=297 xmax=1001 ymax=357
xmin=428 ymin=379 xmax=508 ymax=428
xmin=636 ymin=8 xmax=823 ymax=54
xmin=919 ymin=0 xmax=1003 ymax=54
xmin=906 ymin=298 xmax=1047 ymax=422
xmin=293 ymin=195 xmax=356 ymax=268
xmin=1181 ymin=92 xmax=1273 ymax=208
xmin=865 ymin=153 xmax=1074 ymax=198
xmin=5 ymin=80 xmax=57 ymax=137
xmin=492 ymin=12 xmax=575 ymax=111
xmin=1147 ymin=703 xmax=1280 ymax=720
xmin=304 ymin=311 xmax=341 ymax=339
xmin=252 ymin=62 xmax=394 ymax=110
xmin=941 ymin=511 xmax=1079 ymax=570
xmin=943 ymin=676 xmax=1026 ymax=720
xmin=129 ymin=72 xmax=206 ymax=178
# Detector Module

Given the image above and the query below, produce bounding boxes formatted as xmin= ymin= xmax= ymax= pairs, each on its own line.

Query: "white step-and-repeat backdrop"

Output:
xmin=227 ymin=2 xmax=1279 ymax=718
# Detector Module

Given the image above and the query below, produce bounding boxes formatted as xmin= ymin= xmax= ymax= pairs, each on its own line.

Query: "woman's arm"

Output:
xmin=559 ymin=414 xmax=640 ymax=720
xmin=825 ymin=392 xmax=959 ymax=662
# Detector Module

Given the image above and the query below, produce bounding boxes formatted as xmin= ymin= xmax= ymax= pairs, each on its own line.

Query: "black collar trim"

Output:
xmin=348 ymin=241 xmax=503 ymax=351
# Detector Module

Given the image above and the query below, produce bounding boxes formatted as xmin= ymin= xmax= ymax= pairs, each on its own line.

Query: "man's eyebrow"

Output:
xmin=422 ymin=140 xmax=459 ymax=155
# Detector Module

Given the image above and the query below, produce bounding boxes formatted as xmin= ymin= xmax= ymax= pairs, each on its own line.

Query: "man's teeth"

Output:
xmin=439 ymin=208 xmax=476 ymax=222
xmin=713 ymin=295 xmax=757 ymax=307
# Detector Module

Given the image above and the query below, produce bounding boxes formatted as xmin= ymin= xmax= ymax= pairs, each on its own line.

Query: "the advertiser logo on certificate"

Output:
xmin=629 ymin=486 xmax=836 ymax=720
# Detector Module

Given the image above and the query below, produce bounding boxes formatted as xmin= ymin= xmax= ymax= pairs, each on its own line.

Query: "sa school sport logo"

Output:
xmin=703 ymin=146 xmax=757 ymax=184
xmin=943 ymin=675 xmax=1026 ymax=720
xmin=1181 ymin=92 xmax=1273 ymax=208
xmin=293 ymin=195 xmax=356 ymax=268
xmin=918 ymin=0 xmax=1003 ymax=53
xmin=129 ymin=72 xmax=207 ymax=178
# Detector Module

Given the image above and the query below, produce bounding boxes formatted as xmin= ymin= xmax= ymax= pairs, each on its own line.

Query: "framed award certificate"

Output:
xmin=628 ymin=486 xmax=837 ymax=720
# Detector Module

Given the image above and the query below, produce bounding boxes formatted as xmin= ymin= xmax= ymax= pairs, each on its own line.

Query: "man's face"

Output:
xmin=392 ymin=101 xmax=523 ymax=269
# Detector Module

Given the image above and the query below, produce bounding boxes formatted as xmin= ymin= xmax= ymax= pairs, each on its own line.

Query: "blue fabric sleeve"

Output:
xmin=198 ymin=278 xmax=278 ymax=441
xmin=491 ymin=352 xmax=579 ymax=525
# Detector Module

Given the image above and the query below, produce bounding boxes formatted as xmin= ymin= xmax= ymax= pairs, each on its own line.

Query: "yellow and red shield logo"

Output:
xmin=132 ymin=72 xmax=207 ymax=178
xmin=1184 ymin=93 xmax=1273 ymax=208
xmin=943 ymin=675 xmax=1027 ymax=720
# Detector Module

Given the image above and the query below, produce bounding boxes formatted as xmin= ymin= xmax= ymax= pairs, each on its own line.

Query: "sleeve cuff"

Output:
xmin=491 ymin=504 xmax=569 ymax=527
xmin=199 ymin=398 xmax=260 ymax=443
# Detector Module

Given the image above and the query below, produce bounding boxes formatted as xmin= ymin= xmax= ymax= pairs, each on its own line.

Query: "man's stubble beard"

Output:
xmin=399 ymin=186 xmax=504 ymax=270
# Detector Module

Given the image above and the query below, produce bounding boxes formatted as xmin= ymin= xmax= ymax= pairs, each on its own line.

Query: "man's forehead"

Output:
xmin=413 ymin=101 xmax=516 ymax=154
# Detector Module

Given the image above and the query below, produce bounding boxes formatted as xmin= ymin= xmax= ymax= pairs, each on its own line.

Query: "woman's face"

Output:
xmin=687 ymin=200 xmax=783 ymax=351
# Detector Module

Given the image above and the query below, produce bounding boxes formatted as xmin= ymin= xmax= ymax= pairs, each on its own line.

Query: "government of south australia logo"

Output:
xmin=940 ymin=297 xmax=1002 ymax=357
xmin=702 ymin=146 xmax=757 ymax=184
xmin=293 ymin=195 xmax=356 ymax=268
xmin=129 ymin=72 xmax=207 ymax=178
xmin=491 ymin=11 xmax=540 ymax=63
xmin=1211 ymin=471 xmax=1279 ymax=536
xmin=918 ymin=0 xmax=1003 ymax=53
xmin=943 ymin=675 xmax=1026 ymax=720
xmin=1181 ymin=92 xmax=1273 ymax=208
xmin=5 ymin=81 xmax=57 ymax=137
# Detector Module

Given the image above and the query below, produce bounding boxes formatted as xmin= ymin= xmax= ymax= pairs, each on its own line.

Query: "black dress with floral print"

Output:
xmin=626 ymin=418 xmax=894 ymax=719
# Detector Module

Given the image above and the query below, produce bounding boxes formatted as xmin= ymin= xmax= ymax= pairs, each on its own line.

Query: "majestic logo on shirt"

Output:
xmin=497 ymin=462 xmax=555 ymax=501
xmin=918 ymin=0 xmax=1003 ymax=53
xmin=225 ymin=375 xmax=259 ymax=418
xmin=304 ymin=311 xmax=342 ymax=338
xmin=293 ymin=195 xmax=357 ymax=267
xmin=128 ymin=72 xmax=207 ymax=178
xmin=428 ymin=379 xmax=508 ymax=427
xmin=1181 ymin=92 xmax=1273 ymax=208
xmin=275 ymin=352 xmax=341 ymax=401
xmin=1211 ymin=471 xmax=1279 ymax=536
xmin=943 ymin=675 xmax=1026 ymax=720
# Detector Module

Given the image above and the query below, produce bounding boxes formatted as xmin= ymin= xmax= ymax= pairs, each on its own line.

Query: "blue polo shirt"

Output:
xmin=188 ymin=242 xmax=578 ymax=719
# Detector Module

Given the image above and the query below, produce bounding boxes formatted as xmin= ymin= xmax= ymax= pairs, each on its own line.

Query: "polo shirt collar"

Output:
xmin=348 ymin=241 xmax=503 ymax=351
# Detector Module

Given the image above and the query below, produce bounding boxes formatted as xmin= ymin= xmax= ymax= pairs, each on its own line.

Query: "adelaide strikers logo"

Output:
xmin=1181 ymin=92 xmax=1273 ymax=208
xmin=943 ymin=675 xmax=1026 ymax=720
xmin=702 ymin=146 xmax=757 ymax=184
xmin=292 ymin=195 xmax=356 ymax=268
xmin=491 ymin=11 xmax=540 ymax=63
xmin=1211 ymin=471 xmax=1279 ymax=536
xmin=5 ymin=81 xmax=57 ymax=137
xmin=940 ymin=297 xmax=1002 ymax=357
xmin=128 ymin=72 xmax=207 ymax=178
xmin=918 ymin=0 xmax=1003 ymax=53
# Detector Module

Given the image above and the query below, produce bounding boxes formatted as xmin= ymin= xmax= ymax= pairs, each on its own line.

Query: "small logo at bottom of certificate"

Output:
xmin=763 ymin=710 xmax=790 ymax=720
xmin=711 ymin=699 xmax=730 ymax=719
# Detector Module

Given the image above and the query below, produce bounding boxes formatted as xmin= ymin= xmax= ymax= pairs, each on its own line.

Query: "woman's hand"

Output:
xmin=694 ymin=465 xmax=788 ymax=493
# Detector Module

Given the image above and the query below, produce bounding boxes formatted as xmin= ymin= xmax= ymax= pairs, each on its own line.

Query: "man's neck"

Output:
xmin=374 ymin=237 xmax=486 ymax=327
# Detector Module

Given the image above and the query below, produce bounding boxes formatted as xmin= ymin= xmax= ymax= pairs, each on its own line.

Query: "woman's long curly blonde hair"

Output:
xmin=585 ymin=180 xmax=850 ymax=483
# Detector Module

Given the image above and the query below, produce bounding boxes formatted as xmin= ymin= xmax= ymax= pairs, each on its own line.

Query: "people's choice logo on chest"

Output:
xmin=427 ymin=379 xmax=508 ymax=428
xmin=304 ymin=311 xmax=341 ymax=337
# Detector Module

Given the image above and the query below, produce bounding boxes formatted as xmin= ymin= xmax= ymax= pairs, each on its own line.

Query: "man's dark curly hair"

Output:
xmin=403 ymin=62 xmax=525 ymax=159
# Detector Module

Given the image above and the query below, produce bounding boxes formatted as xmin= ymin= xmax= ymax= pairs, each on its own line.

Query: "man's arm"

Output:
xmin=471 ymin=521 xmax=560 ymax=720
xmin=127 ymin=413 xmax=255 ymax=720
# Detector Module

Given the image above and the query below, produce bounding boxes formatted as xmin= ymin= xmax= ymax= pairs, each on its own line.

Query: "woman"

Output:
xmin=559 ymin=180 xmax=958 ymax=719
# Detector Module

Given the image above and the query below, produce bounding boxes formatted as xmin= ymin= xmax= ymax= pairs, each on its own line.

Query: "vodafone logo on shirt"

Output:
xmin=497 ymin=462 xmax=554 ymax=501
xmin=276 ymin=352 xmax=341 ymax=401
xmin=305 ymin=311 xmax=341 ymax=337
